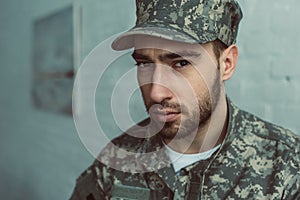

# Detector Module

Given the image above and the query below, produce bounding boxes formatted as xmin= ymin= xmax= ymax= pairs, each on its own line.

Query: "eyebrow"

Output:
xmin=131 ymin=51 xmax=201 ymax=62
xmin=131 ymin=52 xmax=151 ymax=61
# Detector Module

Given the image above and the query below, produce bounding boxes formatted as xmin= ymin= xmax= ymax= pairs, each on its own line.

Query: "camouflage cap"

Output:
xmin=112 ymin=0 xmax=243 ymax=50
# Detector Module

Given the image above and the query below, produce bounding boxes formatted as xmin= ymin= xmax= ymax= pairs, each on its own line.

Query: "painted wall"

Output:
xmin=0 ymin=0 xmax=299 ymax=199
xmin=0 ymin=0 xmax=135 ymax=199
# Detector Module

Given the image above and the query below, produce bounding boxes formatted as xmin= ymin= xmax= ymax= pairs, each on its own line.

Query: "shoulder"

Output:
xmin=96 ymin=117 xmax=167 ymax=173
xmin=227 ymin=102 xmax=300 ymax=192
xmin=70 ymin=161 xmax=110 ymax=200
xmin=230 ymin=102 xmax=300 ymax=162
xmin=109 ymin=118 xmax=151 ymax=151
xmin=238 ymin=105 xmax=299 ymax=151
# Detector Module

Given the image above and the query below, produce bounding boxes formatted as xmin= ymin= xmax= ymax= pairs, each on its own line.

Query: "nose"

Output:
xmin=150 ymin=65 xmax=173 ymax=103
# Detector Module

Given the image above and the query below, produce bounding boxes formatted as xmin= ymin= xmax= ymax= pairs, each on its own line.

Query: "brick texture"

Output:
xmin=227 ymin=0 xmax=300 ymax=134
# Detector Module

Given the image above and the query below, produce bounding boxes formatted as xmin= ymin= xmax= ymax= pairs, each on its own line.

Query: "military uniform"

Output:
xmin=71 ymin=0 xmax=300 ymax=199
xmin=70 ymin=100 xmax=300 ymax=199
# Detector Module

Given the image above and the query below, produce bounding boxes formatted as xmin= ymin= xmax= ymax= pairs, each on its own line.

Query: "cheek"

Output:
xmin=179 ymin=73 xmax=208 ymax=100
xmin=193 ymin=80 xmax=209 ymax=97
xmin=139 ymin=85 xmax=151 ymax=104
xmin=137 ymin=68 xmax=154 ymax=86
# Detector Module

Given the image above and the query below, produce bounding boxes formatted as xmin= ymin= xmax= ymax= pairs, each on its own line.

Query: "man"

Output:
xmin=70 ymin=0 xmax=300 ymax=199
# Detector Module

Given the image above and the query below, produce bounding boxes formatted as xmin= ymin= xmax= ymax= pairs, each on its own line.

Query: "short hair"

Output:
xmin=212 ymin=39 xmax=228 ymax=68
xmin=212 ymin=39 xmax=228 ymax=60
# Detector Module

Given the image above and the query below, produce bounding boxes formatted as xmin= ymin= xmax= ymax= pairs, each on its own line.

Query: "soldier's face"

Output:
xmin=132 ymin=36 xmax=222 ymax=140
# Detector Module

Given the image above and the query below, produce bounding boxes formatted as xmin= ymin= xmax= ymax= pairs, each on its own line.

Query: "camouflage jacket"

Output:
xmin=70 ymin=101 xmax=300 ymax=200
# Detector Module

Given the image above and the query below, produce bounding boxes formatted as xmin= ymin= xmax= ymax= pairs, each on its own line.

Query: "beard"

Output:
xmin=158 ymin=94 xmax=211 ymax=140
xmin=145 ymin=91 xmax=213 ymax=140
xmin=146 ymin=74 xmax=221 ymax=140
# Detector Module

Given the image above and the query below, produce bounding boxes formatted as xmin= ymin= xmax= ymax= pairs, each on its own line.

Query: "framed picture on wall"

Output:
xmin=31 ymin=3 xmax=81 ymax=115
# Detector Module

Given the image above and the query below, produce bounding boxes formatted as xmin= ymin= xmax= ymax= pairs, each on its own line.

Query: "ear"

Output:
xmin=220 ymin=45 xmax=238 ymax=81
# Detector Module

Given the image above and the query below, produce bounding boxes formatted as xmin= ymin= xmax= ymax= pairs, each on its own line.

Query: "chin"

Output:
xmin=159 ymin=121 xmax=194 ymax=140
xmin=159 ymin=115 xmax=207 ymax=140
xmin=159 ymin=127 xmax=179 ymax=140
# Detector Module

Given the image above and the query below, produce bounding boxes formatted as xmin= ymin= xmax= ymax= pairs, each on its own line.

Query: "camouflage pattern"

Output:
xmin=70 ymin=100 xmax=300 ymax=199
xmin=112 ymin=0 xmax=243 ymax=50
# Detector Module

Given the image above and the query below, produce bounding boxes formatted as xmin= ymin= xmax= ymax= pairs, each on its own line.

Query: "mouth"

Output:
xmin=150 ymin=109 xmax=181 ymax=123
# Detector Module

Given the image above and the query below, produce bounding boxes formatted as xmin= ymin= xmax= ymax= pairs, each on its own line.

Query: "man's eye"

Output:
xmin=135 ymin=62 xmax=154 ymax=68
xmin=173 ymin=60 xmax=191 ymax=68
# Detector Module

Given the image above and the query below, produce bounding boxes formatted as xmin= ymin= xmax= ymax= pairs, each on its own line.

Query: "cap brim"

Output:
xmin=111 ymin=26 xmax=200 ymax=51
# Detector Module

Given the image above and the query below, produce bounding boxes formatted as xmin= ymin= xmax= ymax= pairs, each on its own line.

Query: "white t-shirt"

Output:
xmin=164 ymin=144 xmax=221 ymax=173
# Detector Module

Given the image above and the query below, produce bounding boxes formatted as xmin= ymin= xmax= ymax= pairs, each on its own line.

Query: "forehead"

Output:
xmin=133 ymin=35 xmax=213 ymax=56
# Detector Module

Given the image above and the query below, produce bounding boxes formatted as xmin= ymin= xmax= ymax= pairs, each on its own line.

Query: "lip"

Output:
xmin=151 ymin=111 xmax=181 ymax=123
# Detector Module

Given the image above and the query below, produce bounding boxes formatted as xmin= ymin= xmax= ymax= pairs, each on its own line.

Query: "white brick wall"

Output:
xmin=227 ymin=0 xmax=300 ymax=134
